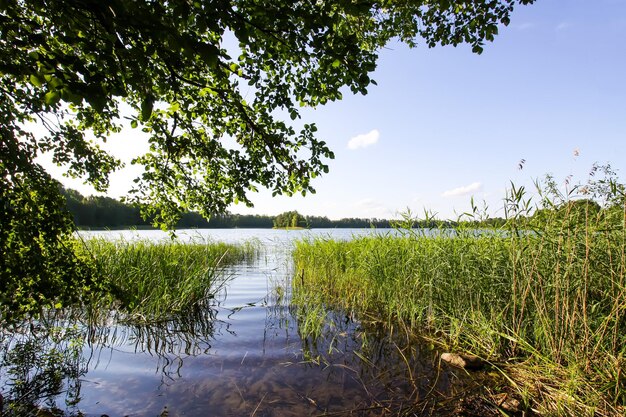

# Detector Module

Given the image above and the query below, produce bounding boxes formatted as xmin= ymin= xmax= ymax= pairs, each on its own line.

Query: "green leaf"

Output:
xmin=198 ymin=43 xmax=219 ymax=68
xmin=331 ymin=59 xmax=341 ymax=68
xmin=61 ymin=88 xmax=83 ymax=105
xmin=169 ymin=101 xmax=180 ymax=113
xmin=44 ymin=91 xmax=61 ymax=105
xmin=49 ymin=77 xmax=63 ymax=88
xmin=29 ymin=74 xmax=43 ymax=87
xmin=86 ymin=94 xmax=106 ymax=112
xmin=141 ymin=97 xmax=154 ymax=121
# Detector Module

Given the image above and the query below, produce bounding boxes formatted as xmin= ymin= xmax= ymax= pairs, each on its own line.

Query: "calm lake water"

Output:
xmin=1 ymin=229 xmax=483 ymax=416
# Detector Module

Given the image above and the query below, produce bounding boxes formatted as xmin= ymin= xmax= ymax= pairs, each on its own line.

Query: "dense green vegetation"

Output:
xmin=271 ymin=210 xmax=400 ymax=229
xmin=61 ymin=185 xmax=511 ymax=231
xmin=292 ymin=172 xmax=626 ymax=416
xmin=0 ymin=237 xmax=257 ymax=326
xmin=273 ymin=211 xmax=308 ymax=229
xmin=0 ymin=179 xmax=96 ymax=324
xmin=61 ymin=187 xmax=275 ymax=229
xmin=1 ymin=237 xmax=255 ymax=415
xmin=81 ymin=238 xmax=257 ymax=321
xmin=61 ymin=187 xmax=403 ymax=229
xmin=1 ymin=0 xmax=534 ymax=318
xmin=61 ymin=185 xmax=511 ymax=230
xmin=3 ymin=0 xmax=530 ymax=227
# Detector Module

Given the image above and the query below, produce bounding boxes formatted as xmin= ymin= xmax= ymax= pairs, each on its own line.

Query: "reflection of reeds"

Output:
xmin=87 ymin=302 xmax=219 ymax=355
xmin=293 ymin=175 xmax=626 ymax=416
xmin=80 ymin=238 xmax=258 ymax=322
xmin=288 ymin=307 xmax=493 ymax=415
xmin=0 ymin=303 xmax=223 ymax=415
xmin=0 ymin=323 xmax=87 ymax=416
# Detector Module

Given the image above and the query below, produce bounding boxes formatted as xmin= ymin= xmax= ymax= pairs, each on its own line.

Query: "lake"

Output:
xmin=1 ymin=228 xmax=484 ymax=416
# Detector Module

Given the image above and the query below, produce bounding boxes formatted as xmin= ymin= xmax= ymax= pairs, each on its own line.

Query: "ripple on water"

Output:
xmin=2 ymin=229 xmax=487 ymax=416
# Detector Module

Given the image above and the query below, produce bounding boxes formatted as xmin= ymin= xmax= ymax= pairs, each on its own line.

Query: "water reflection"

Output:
xmin=86 ymin=305 xmax=219 ymax=382
xmin=291 ymin=309 xmax=489 ymax=416
xmin=0 ymin=322 xmax=87 ymax=416
xmin=0 ymin=300 xmax=483 ymax=416
xmin=2 ymin=230 xmax=490 ymax=416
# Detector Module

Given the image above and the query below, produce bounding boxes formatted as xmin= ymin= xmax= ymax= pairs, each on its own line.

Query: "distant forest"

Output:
xmin=60 ymin=187 xmax=408 ymax=229
xmin=60 ymin=187 xmax=517 ymax=230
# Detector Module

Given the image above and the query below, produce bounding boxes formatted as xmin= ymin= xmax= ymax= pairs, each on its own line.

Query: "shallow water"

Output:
xmin=1 ymin=229 xmax=485 ymax=416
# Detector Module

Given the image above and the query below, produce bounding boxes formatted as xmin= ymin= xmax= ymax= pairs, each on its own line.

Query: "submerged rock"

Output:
xmin=440 ymin=352 xmax=485 ymax=370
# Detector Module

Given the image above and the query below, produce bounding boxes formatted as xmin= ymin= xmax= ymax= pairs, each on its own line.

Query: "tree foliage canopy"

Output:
xmin=273 ymin=211 xmax=307 ymax=229
xmin=0 ymin=0 xmax=533 ymax=318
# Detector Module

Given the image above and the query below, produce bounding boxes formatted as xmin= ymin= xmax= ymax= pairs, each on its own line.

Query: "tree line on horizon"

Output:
xmin=62 ymin=186 xmax=509 ymax=229
xmin=60 ymin=187 xmax=406 ymax=229
xmin=63 ymin=186 xmax=624 ymax=231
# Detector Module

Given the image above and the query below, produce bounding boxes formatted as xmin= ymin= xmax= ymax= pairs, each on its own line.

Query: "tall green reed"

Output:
xmin=292 ymin=167 xmax=625 ymax=415
xmin=79 ymin=238 xmax=257 ymax=322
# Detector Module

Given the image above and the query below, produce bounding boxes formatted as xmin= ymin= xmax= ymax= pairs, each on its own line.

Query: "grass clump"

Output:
xmin=292 ymin=167 xmax=626 ymax=416
xmin=79 ymin=238 xmax=257 ymax=321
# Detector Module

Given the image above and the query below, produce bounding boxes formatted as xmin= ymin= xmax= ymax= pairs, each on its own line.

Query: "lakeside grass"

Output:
xmin=77 ymin=238 xmax=258 ymax=322
xmin=292 ymin=186 xmax=626 ymax=415
xmin=0 ymin=236 xmax=259 ymax=415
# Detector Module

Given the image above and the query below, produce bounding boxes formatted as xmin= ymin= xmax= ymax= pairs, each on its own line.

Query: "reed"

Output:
xmin=78 ymin=238 xmax=258 ymax=322
xmin=292 ymin=171 xmax=626 ymax=416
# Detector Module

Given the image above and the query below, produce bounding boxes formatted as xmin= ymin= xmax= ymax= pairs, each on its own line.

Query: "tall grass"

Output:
xmin=78 ymin=238 xmax=258 ymax=322
xmin=292 ymin=171 xmax=626 ymax=416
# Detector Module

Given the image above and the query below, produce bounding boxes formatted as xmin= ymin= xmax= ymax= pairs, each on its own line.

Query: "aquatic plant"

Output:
xmin=293 ymin=168 xmax=626 ymax=416
xmin=80 ymin=238 xmax=258 ymax=322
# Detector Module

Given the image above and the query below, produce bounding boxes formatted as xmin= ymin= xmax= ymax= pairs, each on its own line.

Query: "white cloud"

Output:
xmin=515 ymin=22 xmax=535 ymax=31
xmin=442 ymin=182 xmax=483 ymax=198
xmin=347 ymin=129 xmax=380 ymax=150
xmin=556 ymin=22 xmax=572 ymax=31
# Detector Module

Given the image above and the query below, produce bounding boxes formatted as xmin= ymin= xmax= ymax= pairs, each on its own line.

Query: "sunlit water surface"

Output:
xmin=2 ymin=229 xmax=483 ymax=416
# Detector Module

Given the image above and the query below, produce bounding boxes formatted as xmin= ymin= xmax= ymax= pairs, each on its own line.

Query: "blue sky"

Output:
xmin=44 ymin=0 xmax=626 ymax=220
